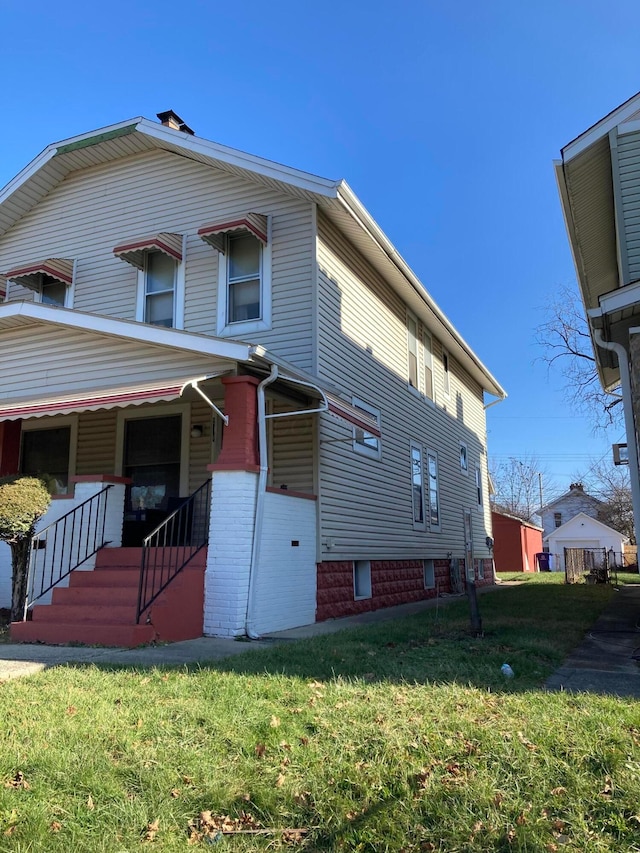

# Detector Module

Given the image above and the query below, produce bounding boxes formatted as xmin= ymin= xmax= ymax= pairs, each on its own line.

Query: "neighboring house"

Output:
xmin=556 ymin=92 xmax=640 ymax=545
xmin=0 ymin=111 xmax=505 ymax=645
xmin=540 ymin=482 xmax=603 ymax=540
xmin=545 ymin=513 xmax=628 ymax=573
xmin=491 ymin=510 xmax=543 ymax=573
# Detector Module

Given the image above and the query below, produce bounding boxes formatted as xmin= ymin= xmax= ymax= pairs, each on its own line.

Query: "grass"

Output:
xmin=0 ymin=579 xmax=639 ymax=851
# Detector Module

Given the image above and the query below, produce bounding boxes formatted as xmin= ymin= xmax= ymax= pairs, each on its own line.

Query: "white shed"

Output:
xmin=545 ymin=513 xmax=628 ymax=572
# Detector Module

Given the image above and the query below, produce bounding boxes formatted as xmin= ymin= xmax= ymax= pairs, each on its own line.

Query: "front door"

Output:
xmin=122 ymin=414 xmax=183 ymax=546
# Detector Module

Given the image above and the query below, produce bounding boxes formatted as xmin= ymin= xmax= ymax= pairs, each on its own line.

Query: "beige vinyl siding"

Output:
xmin=0 ymin=323 xmax=229 ymax=399
xmin=316 ymin=211 xmax=491 ymax=560
xmin=77 ymin=410 xmax=117 ymax=475
xmin=188 ymin=398 xmax=215 ymax=493
xmin=268 ymin=405 xmax=314 ymax=494
xmin=1 ymin=149 xmax=315 ymax=371
xmin=615 ymin=130 xmax=640 ymax=282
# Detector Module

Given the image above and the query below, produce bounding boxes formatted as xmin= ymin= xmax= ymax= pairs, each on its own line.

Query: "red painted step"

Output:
xmin=10 ymin=546 xmax=206 ymax=647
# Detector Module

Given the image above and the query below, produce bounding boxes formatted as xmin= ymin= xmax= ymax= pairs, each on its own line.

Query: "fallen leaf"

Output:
xmin=66 ymin=706 xmax=77 ymax=716
xmin=516 ymin=813 xmax=527 ymax=826
xmin=3 ymin=825 xmax=17 ymax=837
xmin=50 ymin=821 xmax=62 ymax=832
xmin=550 ymin=787 xmax=567 ymax=797
xmin=280 ymin=741 xmax=291 ymax=750
xmin=145 ymin=818 xmax=160 ymax=841
xmin=170 ymin=789 xmax=180 ymax=798
xmin=5 ymin=771 xmax=30 ymax=790
xmin=86 ymin=794 xmax=94 ymax=810
xmin=270 ymin=716 xmax=281 ymax=728
xmin=275 ymin=773 xmax=286 ymax=788
xmin=255 ymin=743 xmax=266 ymax=758
xmin=299 ymin=737 xmax=309 ymax=747
xmin=552 ymin=820 xmax=566 ymax=832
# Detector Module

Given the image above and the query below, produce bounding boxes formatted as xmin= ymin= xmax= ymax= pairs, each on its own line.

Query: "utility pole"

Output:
xmin=538 ymin=472 xmax=543 ymax=517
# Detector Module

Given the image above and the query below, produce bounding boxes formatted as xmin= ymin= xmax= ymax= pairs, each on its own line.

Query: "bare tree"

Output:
xmin=490 ymin=455 xmax=547 ymax=523
xmin=577 ymin=462 xmax=635 ymax=544
xmin=536 ymin=284 xmax=623 ymax=430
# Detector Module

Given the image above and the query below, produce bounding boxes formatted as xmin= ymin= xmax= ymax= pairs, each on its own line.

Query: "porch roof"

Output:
xmin=0 ymin=374 xmax=227 ymax=420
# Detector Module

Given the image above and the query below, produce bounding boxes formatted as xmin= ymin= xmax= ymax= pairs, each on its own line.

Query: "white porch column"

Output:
xmin=203 ymin=470 xmax=259 ymax=636
xmin=202 ymin=375 xmax=261 ymax=637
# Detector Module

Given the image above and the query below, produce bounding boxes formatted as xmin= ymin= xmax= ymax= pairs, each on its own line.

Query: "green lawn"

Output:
xmin=0 ymin=579 xmax=639 ymax=851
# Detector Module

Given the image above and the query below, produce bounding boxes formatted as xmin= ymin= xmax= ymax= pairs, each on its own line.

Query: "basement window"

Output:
xmin=353 ymin=560 xmax=372 ymax=600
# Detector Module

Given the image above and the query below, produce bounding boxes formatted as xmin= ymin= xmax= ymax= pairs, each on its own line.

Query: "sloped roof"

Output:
xmin=540 ymin=485 xmax=603 ymax=513
xmin=0 ymin=116 xmax=505 ymax=399
xmin=544 ymin=511 xmax=629 ymax=543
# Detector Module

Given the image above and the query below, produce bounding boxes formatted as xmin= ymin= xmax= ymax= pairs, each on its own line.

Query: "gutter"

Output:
xmin=245 ymin=365 xmax=279 ymax=639
xmin=593 ymin=330 xmax=640 ymax=544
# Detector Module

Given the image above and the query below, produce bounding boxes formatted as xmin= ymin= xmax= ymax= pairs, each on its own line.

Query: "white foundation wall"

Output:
xmin=204 ymin=471 xmax=259 ymax=637
xmin=251 ymin=491 xmax=317 ymax=635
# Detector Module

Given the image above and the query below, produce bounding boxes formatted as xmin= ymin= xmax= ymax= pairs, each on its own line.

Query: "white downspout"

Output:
xmin=245 ymin=365 xmax=279 ymax=639
xmin=594 ymin=330 xmax=640 ymax=544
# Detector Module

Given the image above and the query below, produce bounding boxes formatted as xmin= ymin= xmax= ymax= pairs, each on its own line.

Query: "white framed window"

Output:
xmin=427 ymin=449 xmax=441 ymax=532
xmin=20 ymin=416 xmax=78 ymax=495
xmin=475 ymin=466 xmax=483 ymax=506
xmin=423 ymin=331 xmax=434 ymax=402
xmin=217 ymin=224 xmax=272 ymax=336
xmin=407 ymin=312 xmax=420 ymax=392
xmin=410 ymin=442 xmax=426 ymax=530
xmin=352 ymin=397 xmax=381 ymax=459
xmin=136 ymin=250 xmax=181 ymax=329
xmin=459 ymin=442 xmax=468 ymax=474
xmin=442 ymin=348 xmax=451 ymax=398
xmin=353 ymin=560 xmax=372 ymax=600
xmin=423 ymin=558 xmax=435 ymax=589
xmin=36 ymin=274 xmax=71 ymax=308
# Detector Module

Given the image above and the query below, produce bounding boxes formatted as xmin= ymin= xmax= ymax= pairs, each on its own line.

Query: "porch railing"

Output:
xmin=136 ymin=479 xmax=211 ymax=623
xmin=23 ymin=485 xmax=113 ymax=618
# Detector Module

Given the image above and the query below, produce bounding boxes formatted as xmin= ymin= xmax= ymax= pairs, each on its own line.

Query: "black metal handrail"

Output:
xmin=136 ymin=479 xmax=211 ymax=623
xmin=23 ymin=485 xmax=113 ymax=618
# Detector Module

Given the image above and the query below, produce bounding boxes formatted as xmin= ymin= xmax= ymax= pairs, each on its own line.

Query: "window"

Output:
xmin=352 ymin=397 xmax=381 ymax=459
xmin=442 ymin=348 xmax=451 ymax=397
xmin=20 ymin=422 xmax=76 ymax=495
xmin=227 ymin=233 xmax=262 ymax=324
xmin=427 ymin=450 xmax=441 ymax=531
xmin=410 ymin=442 xmax=425 ymax=528
xmin=423 ymin=331 xmax=434 ymax=402
xmin=143 ymin=251 xmax=176 ymax=328
xmin=475 ymin=467 xmax=483 ymax=506
xmin=215 ymin=224 xmax=272 ymax=336
xmin=554 ymin=512 xmax=562 ymax=528
xmin=459 ymin=442 xmax=468 ymax=474
xmin=407 ymin=313 xmax=419 ymax=390
xmin=39 ymin=274 xmax=69 ymax=307
xmin=353 ymin=560 xmax=372 ymax=600
xmin=423 ymin=558 xmax=435 ymax=589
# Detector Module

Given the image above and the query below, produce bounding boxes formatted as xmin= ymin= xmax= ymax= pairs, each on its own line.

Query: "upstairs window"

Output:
xmin=114 ymin=233 xmax=184 ymax=329
xmin=554 ymin=512 xmax=562 ymax=528
xmin=144 ymin=251 xmax=177 ymax=328
xmin=442 ymin=348 xmax=451 ymax=397
xmin=3 ymin=259 xmax=74 ymax=308
xmin=227 ymin=233 xmax=262 ymax=323
xmin=199 ymin=214 xmax=271 ymax=336
xmin=407 ymin=313 xmax=419 ymax=391
xmin=423 ymin=331 xmax=434 ymax=401
xmin=460 ymin=442 xmax=468 ymax=474
xmin=475 ymin=466 xmax=483 ymax=506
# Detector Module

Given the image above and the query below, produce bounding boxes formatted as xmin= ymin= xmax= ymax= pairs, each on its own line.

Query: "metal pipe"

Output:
xmin=594 ymin=330 xmax=640 ymax=546
xmin=245 ymin=365 xmax=279 ymax=639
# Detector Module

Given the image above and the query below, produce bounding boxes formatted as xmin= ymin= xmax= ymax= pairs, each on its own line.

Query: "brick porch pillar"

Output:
xmin=0 ymin=421 xmax=21 ymax=476
xmin=203 ymin=376 xmax=261 ymax=637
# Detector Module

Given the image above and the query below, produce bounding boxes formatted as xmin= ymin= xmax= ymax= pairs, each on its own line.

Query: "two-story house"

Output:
xmin=540 ymin=483 xmax=603 ymax=540
xmin=0 ymin=111 xmax=505 ymax=645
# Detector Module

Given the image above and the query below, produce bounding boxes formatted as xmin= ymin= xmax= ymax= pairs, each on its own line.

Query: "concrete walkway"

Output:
xmin=545 ymin=584 xmax=640 ymax=698
xmin=0 ymin=585 xmax=506 ymax=682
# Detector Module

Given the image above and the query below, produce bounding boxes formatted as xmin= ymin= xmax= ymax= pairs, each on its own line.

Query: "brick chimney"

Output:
xmin=570 ymin=482 xmax=584 ymax=491
xmin=156 ymin=110 xmax=195 ymax=135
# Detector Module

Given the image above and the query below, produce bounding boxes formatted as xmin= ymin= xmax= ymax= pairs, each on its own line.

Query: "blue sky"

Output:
xmin=1 ymin=0 xmax=637 ymax=499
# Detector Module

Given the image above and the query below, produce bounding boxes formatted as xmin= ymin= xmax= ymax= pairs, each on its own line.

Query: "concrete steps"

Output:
xmin=11 ymin=547 xmax=206 ymax=647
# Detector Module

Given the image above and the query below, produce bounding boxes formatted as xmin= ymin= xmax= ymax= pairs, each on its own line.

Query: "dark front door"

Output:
xmin=122 ymin=414 xmax=182 ymax=546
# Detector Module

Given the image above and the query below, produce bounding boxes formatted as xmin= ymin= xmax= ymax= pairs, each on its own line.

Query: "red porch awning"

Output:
xmin=113 ymin=233 xmax=183 ymax=270
xmin=198 ymin=213 xmax=268 ymax=252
